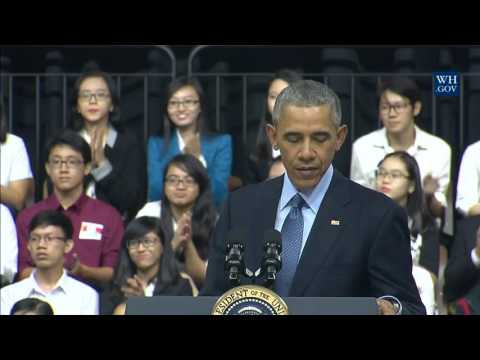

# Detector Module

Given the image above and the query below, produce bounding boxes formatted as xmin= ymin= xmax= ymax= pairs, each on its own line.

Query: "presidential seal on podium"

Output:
xmin=212 ymin=285 xmax=288 ymax=315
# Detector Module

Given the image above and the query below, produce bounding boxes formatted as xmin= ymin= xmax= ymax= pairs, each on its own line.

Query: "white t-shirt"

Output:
xmin=350 ymin=126 xmax=451 ymax=207
xmin=456 ymin=140 xmax=480 ymax=215
xmin=0 ymin=270 xmax=99 ymax=315
xmin=0 ymin=204 xmax=18 ymax=283
xmin=0 ymin=133 xmax=33 ymax=186
xmin=412 ymin=265 xmax=436 ymax=315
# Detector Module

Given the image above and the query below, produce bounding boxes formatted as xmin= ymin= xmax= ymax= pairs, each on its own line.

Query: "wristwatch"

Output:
xmin=378 ymin=295 xmax=403 ymax=315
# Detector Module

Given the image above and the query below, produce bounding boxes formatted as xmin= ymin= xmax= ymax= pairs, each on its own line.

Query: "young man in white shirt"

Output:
xmin=1 ymin=210 xmax=98 ymax=315
xmin=350 ymin=77 xmax=451 ymax=221
xmin=456 ymin=140 xmax=480 ymax=217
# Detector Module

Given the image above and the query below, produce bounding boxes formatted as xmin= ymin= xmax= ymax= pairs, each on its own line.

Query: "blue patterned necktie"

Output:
xmin=275 ymin=193 xmax=306 ymax=297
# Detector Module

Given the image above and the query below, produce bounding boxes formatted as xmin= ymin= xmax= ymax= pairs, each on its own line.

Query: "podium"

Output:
xmin=125 ymin=296 xmax=379 ymax=315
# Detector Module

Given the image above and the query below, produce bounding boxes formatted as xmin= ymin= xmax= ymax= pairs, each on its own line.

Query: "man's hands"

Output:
xmin=377 ymin=299 xmax=397 ymax=315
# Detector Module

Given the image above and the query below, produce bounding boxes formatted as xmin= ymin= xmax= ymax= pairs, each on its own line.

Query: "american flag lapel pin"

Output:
xmin=330 ymin=220 xmax=341 ymax=226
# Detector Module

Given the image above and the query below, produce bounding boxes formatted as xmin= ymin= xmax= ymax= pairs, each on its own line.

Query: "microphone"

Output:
xmin=224 ymin=229 xmax=247 ymax=287
xmin=261 ymin=229 xmax=282 ymax=288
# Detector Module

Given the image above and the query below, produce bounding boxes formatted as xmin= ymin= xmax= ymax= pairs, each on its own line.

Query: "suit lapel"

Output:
xmin=290 ymin=171 xmax=351 ymax=296
xmin=246 ymin=176 xmax=284 ymax=274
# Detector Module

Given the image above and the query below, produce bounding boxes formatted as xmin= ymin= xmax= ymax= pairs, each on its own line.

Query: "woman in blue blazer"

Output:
xmin=148 ymin=77 xmax=232 ymax=209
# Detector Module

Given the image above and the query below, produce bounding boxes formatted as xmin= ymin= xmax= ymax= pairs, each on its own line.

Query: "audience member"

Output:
xmin=351 ymin=77 xmax=451 ymax=221
xmin=1 ymin=204 xmax=18 ymax=287
xmin=101 ymin=217 xmax=197 ymax=315
xmin=148 ymin=76 xmax=232 ymax=209
xmin=16 ymin=130 xmax=124 ymax=289
xmin=138 ymin=154 xmax=216 ymax=289
xmin=0 ymin=96 xmax=34 ymax=211
xmin=375 ymin=151 xmax=440 ymax=314
xmin=247 ymin=69 xmax=302 ymax=184
xmin=1 ymin=210 xmax=98 ymax=315
xmin=456 ymin=140 xmax=480 ymax=217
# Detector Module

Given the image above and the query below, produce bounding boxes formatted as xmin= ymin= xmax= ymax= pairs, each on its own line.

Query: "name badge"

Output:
xmin=79 ymin=222 xmax=104 ymax=240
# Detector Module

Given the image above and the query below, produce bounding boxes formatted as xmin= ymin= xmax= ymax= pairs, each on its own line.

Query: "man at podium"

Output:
xmin=202 ymin=80 xmax=426 ymax=315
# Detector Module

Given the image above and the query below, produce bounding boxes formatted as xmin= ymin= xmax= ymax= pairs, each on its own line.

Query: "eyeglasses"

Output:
xmin=379 ymin=102 xmax=411 ymax=114
xmin=29 ymin=235 xmax=66 ymax=244
xmin=168 ymin=99 xmax=199 ymax=109
xmin=165 ymin=175 xmax=197 ymax=187
xmin=375 ymin=169 xmax=410 ymax=181
xmin=48 ymin=158 xmax=84 ymax=169
xmin=127 ymin=236 xmax=159 ymax=249
xmin=79 ymin=91 xmax=111 ymax=103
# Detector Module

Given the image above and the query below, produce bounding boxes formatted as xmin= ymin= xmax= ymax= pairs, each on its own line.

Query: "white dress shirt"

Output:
xmin=0 ymin=270 xmax=99 ymax=315
xmin=0 ymin=204 xmax=18 ymax=283
xmin=456 ymin=140 xmax=480 ymax=216
xmin=350 ymin=126 xmax=451 ymax=207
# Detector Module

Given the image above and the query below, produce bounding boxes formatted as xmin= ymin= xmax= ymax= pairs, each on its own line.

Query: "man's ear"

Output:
xmin=408 ymin=181 xmax=415 ymax=195
xmin=413 ymin=101 xmax=422 ymax=117
xmin=64 ymin=239 xmax=74 ymax=254
xmin=335 ymin=125 xmax=348 ymax=151
xmin=266 ymin=124 xmax=278 ymax=149
xmin=84 ymin=162 xmax=92 ymax=177
xmin=45 ymin=162 xmax=51 ymax=178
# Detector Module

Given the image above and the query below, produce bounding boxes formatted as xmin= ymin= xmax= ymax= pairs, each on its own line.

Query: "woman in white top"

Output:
xmin=102 ymin=217 xmax=198 ymax=315
xmin=1 ymin=204 xmax=18 ymax=286
xmin=137 ymin=154 xmax=217 ymax=289
xmin=0 ymin=98 xmax=34 ymax=211
xmin=456 ymin=140 xmax=480 ymax=217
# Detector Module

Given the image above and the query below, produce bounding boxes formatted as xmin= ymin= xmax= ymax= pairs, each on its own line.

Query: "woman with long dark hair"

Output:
xmin=138 ymin=154 xmax=216 ymax=289
xmin=375 ymin=151 xmax=440 ymax=314
xmin=102 ymin=216 xmax=197 ymax=315
xmin=247 ymin=69 xmax=302 ymax=183
xmin=148 ymin=76 xmax=232 ymax=209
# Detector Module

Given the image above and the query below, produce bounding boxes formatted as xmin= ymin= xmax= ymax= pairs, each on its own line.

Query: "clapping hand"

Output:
xmin=171 ymin=211 xmax=193 ymax=254
xmin=121 ymin=275 xmax=147 ymax=297
xmin=183 ymin=134 xmax=201 ymax=159
xmin=90 ymin=127 xmax=106 ymax=167
xmin=423 ymin=174 xmax=439 ymax=196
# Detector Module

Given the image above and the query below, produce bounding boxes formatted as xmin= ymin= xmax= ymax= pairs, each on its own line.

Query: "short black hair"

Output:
xmin=45 ymin=129 xmax=92 ymax=164
xmin=29 ymin=210 xmax=73 ymax=240
xmin=378 ymin=77 xmax=421 ymax=106
xmin=10 ymin=297 xmax=54 ymax=315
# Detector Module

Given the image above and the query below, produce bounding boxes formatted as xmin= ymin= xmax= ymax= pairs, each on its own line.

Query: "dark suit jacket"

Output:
xmin=443 ymin=216 xmax=480 ymax=303
xmin=202 ymin=170 xmax=426 ymax=315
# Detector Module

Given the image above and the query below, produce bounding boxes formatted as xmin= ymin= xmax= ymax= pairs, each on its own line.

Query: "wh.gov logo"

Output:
xmin=434 ymin=72 xmax=460 ymax=96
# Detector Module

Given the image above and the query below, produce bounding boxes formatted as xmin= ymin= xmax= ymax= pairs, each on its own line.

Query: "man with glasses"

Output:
xmin=1 ymin=210 xmax=98 ymax=315
xmin=16 ymin=130 xmax=124 ymax=290
xmin=351 ymin=77 xmax=451 ymax=221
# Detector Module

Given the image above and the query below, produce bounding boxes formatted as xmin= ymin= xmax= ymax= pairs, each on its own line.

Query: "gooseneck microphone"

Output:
xmin=261 ymin=229 xmax=282 ymax=288
xmin=224 ymin=229 xmax=247 ymax=287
